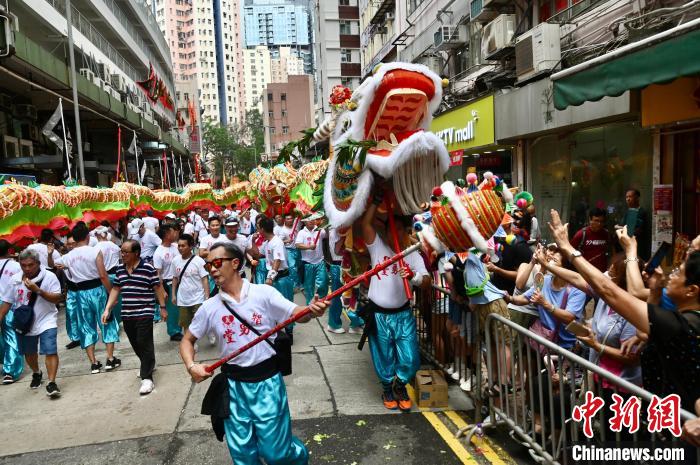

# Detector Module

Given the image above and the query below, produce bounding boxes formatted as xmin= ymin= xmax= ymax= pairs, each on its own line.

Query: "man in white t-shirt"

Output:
xmin=259 ymin=217 xmax=293 ymax=301
xmin=190 ymin=208 xmax=207 ymax=241
xmin=135 ymin=219 xmax=162 ymax=260
xmin=142 ymin=211 xmax=160 ymax=233
xmin=220 ymin=218 xmax=252 ymax=279
xmin=26 ymin=229 xmax=61 ymax=270
xmin=55 ymin=223 xmax=119 ymax=374
xmin=199 ymin=216 xmax=224 ymax=259
xmin=0 ymin=248 xmax=63 ymax=397
xmin=171 ymin=234 xmax=209 ymax=331
xmin=360 ymin=196 xmax=430 ymax=412
xmin=295 ymin=216 xmax=328 ymax=304
xmin=239 ymin=210 xmax=253 ymax=237
xmin=153 ymin=224 xmax=182 ymax=341
xmin=0 ymin=240 xmax=23 ymax=384
xmin=179 ymin=242 xmax=327 ymax=465
xmin=281 ymin=215 xmax=301 ymax=289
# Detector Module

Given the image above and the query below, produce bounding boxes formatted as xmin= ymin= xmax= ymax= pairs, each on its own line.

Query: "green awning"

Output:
xmin=552 ymin=22 xmax=700 ymax=110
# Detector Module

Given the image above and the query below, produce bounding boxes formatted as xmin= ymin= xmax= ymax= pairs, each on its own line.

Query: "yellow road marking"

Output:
xmin=423 ymin=411 xmax=479 ymax=464
xmin=444 ymin=410 xmax=512 ymax=465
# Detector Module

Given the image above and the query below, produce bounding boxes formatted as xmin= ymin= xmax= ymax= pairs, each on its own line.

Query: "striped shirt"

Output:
xmin=113 ymin=260 xmax=160 ymax=320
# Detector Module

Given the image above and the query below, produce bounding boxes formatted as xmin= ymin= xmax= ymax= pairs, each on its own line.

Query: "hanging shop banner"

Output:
xmin=449 ymin=150 xmax=463 ymax=166
xmin=137 ymin=63 xmax=174 ymax=111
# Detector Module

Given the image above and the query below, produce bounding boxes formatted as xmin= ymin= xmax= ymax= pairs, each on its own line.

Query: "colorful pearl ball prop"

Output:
xmin=516 ymin=198 xmax=528 ymax=209
xmin=466 ymin=173 xmax=478 ymax=184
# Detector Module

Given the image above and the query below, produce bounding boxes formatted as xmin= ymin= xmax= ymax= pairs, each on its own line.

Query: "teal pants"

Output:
xmin=162 ymin=282 xmax=181 ymax=337
xmin=272 ymin=274 xmax=294 ymax=302
xmin=75 ymin=286 xmax=120 ymax=349
xmin=224 ymin=373 xmax=308 ymax=465
xmin=368 ymin=308 xmax=420 ymax=387
xmin=255 ymin=258 xmax=267 ymax=285
xmin=65 ymin=290 xmax=81 ymax=342
xmin=286 ymin=248 xmax=301 ymax=288
xmin=302 ymin=262 xmax=328 ymax=305
xmin=1 ymin=310 xmax=23 ymax=380
xmin=328 ymin=264 xmax=363 ymax=330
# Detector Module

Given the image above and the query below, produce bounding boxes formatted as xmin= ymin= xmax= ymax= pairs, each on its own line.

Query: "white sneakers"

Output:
xmin=347 ymin=326 xmax=363 ymax=335
xmin=460 ymin=376 xmax=475 ymax=392
xmin=326 ymin=326 xmax=346 ymax=334
xmin=139 ymin=379 xmax=155 ymax=395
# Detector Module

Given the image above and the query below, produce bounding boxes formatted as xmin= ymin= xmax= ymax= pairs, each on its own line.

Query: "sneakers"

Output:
xmin=347 ymin=326 xmax=364 ymax=335
xmin=326 ymin=326 xmax=346 ymax=334
xmin=46 ymin=382 xmax=61 ymax=398
xmin=30 ymin=372 xmax=43 ymax=389
xmin=91 ymin=362 xmax=103 ymax=374
xmin=170 ymin=333 xmax=184 ymax=342
xmin=393 ymin=381 xmax=412 ymax=412
xmin=450 ymin=371 xmax=460 ymax=381
xmin=65 ymin=340 xmax=80 ymax=350
xmin=382 ymin=390 xmax=398 ymax=410
xmin=2 ymin=374 xmax=14 ymax=385
xmin=445 ymin=364 xmax=455 ymax=376
xmin=105 ymin=357 xmax=121 ymax=371
xmin=139 ymin=379 xmax=155 ymax=395
xmin=460 ymin=376 xmax=474 ymax=392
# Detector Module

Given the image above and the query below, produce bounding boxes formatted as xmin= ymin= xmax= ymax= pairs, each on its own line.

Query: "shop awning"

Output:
xmin=552 ymin=17 xmax=700 ymax=110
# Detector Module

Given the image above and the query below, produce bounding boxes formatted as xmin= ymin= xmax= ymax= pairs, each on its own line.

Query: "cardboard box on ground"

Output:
xmin=413 ymin=370 xmax=448 ymax=409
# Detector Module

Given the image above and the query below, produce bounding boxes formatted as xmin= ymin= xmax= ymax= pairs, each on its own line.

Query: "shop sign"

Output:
xmin=431 ymin=95 xmax=495 ymax=151
xmin=449 ymin=150 xmax=463 ymax=166
xmin=642 ymin=77 xmax=700 ymax=127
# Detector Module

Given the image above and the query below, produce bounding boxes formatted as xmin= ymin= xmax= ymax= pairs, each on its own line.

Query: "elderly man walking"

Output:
xmin=0 ymin=248 xmax=63 ymax=397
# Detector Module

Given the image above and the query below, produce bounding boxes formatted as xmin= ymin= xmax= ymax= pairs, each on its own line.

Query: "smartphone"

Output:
xmin=644 ymin=242 xmax=671 ymax=274
xmin=565 ymin=320 xmax=590 ymax=337
xmin=534 ymin=272 xmax=545 ymax=291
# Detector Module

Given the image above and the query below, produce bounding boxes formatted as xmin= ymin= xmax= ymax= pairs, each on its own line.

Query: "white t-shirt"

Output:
xmin=250 ymin=209 xmax=259 ymax=223
xmin=192 ymin=215 xmax=207 ymax=235
xmin=273 ymin=225 xmax=288 ymax=242
xmin=264 ymin=236 xmax=288 ymax=271
xmin=218 ymin=234 xmax=249 ymax=256
xmin=88 ymin=236 xmax=98 ymax=247
xmin=184 ymin=222 xmax=195 ymax=236
xmin=172 ymin=254 xmax=208 ymax=306
xmin=239 ymin=217 xmax=253 ymax=236
xmin=329 ymin=228 xmax=343 ymax=262
xmin=295 ymin=227 xmax=326 ymax=265
xmin=143 ymin=217 xmax=159 ymax=232
xmin=95 ymin=240 xmax=121 ymax=271
xmin=0 ymin=258 xmax=22 ymax=290
xmin=189 ymin=280 xmax=296 ymax=367
xmin=56 ymin=245 xmax=101 ymax=283
xmin=153 ymin=243 xmax=179 ymax=280
xmin=367 ymin=236 xmax=427 ymax=308
xmin=26 ymin=243 xmax=61 ymax=269
xmin=3 ymin=268 xmax=61 ymax=336
xmin=281 ymin=225 xmax=296 ymax=248
xmin=199 ymin=233 xmax=224 ymax=251
xmin=139 ymin=230 xmax=162 ymax=258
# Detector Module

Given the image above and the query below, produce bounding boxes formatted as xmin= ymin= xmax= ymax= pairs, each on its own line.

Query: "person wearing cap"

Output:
xmin=486 ymin=214 xmax=533 ymax=296
xmin=134 ymin=219 xmax=162 ymax=262
xmin=219 ymin=218 xmax=252 ymax=278
xmin=295 ymin=215 xmax=329 ymax=305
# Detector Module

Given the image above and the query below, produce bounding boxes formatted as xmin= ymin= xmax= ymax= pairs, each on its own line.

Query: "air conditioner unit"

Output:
xmin=79 ymin=68 xmax=95 ymax=82
xmin=481 ymin=14 xmax=515 ymax=61
xmin=19 ymin=139 xmax=33 ymax=157
xmin=111 ymin=74 xmax=127 ymax=93
xmin=3 ymin=135 xmax=19 ymax=158
xmin=0 ymin=12 xmax=17 ymax=57
xmin=470 ymin=0 xmax=497 ymax=23
xmin=93 ymin=76 xmax=104 ymax=90
xmin=0 ymin=93 xmax=12 ymax=111
xmin=376 ymin=26 xmax=388 ymax=35
xmin=419 ymin=56 xmax=445 ymax=76
xmin=14 ymin=104 xmax=37 ymax=121
xmin=434 ymin=25 xmax=467 ymax=51
xmin=515 ymin=23 xmax=561 ymax=82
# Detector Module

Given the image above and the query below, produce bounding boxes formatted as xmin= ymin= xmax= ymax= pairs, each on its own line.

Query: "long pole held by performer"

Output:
xmin=116 ymin=126 xmax=122 ymax=182
xmin=205 ymin=242 xmax=422 ymax=373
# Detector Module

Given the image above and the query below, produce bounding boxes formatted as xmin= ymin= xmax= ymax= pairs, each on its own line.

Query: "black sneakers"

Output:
xmin=2 ymin=374 xmax=14 ymax=385
xmin=105 ymin=357 xmax=121 ymax=371
xmin=91 ymin=362 xmax=103 ymax=374
xmin=30 ymin=371 xmax=42 ymax=389
xmin=65 ymin=340 xmax=80 ymax=350
xmin=46 ymin=382 xmax=60 ymax=398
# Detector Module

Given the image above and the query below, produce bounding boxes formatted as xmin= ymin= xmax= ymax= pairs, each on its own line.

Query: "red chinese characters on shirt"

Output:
xmin=608 ymin=394 xmax=641 ymax=434
xmin=572 ymin=391 xmax=605 ymax=438
xmin=252 ymin=312 xmax=262 ymax=326
xmin=647 ymin=394 xmax=681 ymax=437
xmin=375 ymin=256 xmax=399 ymax=281
xmin=221 ymin=315 xmax=236 ymax=344
xmin=239 ymin=323 xmax=250 ymax=336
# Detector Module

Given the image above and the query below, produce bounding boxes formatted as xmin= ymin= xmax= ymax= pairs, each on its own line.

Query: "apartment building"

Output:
xmin=262 ymin=74 xmax=314 ymax=160
xmin=242 ymin=46 xmax=272 ymax=113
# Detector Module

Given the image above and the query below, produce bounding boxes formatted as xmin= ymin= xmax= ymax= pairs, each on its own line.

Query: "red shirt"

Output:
xmin=571 ymin=227 xmax=611 ymax=271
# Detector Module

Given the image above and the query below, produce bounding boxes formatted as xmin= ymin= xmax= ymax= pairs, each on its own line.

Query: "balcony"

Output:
xmin=340 ymin=34 xmax=361 ymax=48
xmin=369 ymin=0 xmax=396 ymax=25
xmin=341 ymin=63 xmax=361 ymax=77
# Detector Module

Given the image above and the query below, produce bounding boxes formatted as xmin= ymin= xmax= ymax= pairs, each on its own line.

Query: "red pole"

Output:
xmin=205 ymin=242 xmax=422 ymax=373
xmin=289 ymin=216 xmax=301 ymax=242
xmin=116 ymin=126 xmax=122 ymax=183
xmin=385 ymin=194 xmax=412 ymax=300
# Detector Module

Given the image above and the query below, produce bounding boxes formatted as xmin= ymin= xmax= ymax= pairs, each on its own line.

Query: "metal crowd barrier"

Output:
xmin=476 ymin=313 xmax=699 ymax=465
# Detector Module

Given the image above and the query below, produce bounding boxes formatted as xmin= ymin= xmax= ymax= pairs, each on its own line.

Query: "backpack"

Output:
xmin=13 ymin=279 xmax=44 ymax=336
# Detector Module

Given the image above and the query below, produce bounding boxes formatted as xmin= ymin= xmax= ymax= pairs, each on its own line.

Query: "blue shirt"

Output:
xmin=524 ymin=275 xmax=587 ymax=349
xmin=660 ymin=287 xmax=677 ymax=311
xmin=463 ymin=252 xmax=506 ymax=305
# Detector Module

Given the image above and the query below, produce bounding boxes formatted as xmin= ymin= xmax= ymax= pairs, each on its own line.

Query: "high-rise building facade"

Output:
xmin=243 ymin=0 xmax=310 ymax=47
xmin=242 ymin=46 xmax=272 ymax=113
xmin=270 ymin=47 xmax=305 ymax=83
xmin=313 ymin=0 xmax=361 ymax=121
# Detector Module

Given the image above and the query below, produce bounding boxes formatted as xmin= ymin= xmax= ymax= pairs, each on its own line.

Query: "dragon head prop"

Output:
xmin=314 ymin=63 xmax=451 ymax=229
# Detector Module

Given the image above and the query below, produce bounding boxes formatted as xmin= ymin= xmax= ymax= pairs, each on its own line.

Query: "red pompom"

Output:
xmin=432 ymin=186 xmax=443 ymax=197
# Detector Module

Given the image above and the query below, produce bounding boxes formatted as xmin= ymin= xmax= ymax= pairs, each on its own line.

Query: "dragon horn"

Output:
xmin=313 ymin=115 xmax=336 ymax=142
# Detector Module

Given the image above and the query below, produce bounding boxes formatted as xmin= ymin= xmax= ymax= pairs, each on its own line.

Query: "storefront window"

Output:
xmin=529 ymin=122 xmax=652 ymax=239
xmin=463 ymin=149 xmax=512 ymax=187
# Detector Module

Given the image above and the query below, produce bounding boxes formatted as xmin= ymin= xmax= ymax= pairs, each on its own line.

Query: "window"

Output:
xmin=281 ymin=93 xmax=286 ymax=101
xmin=282 ymin=126 xmax=289 ymax=134
xmin=268 ymin=111 xmax=274 ymax=119
xmin=281 ymin=110 xmax=287 ymax=117
xmin=270 ymin=127 xmax=276 ymax=135
xmin=339 ymin=0 xmax=350 ymax=5
xmin=267 ymin=93 xmax=273 ymax=101
xmin=339 ymin=20 xmax=352 ymax=35
xmin=341 ymin=77 xmax=352 ymax=87
xmin=341 ymin=49 xmax=352 ymax=63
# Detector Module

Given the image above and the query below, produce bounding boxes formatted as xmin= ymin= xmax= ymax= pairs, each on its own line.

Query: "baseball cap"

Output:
xmin=224 ymin=218 xmax=239 ymax=227
xmin=131 ymin=218 xmax=144 ymax=229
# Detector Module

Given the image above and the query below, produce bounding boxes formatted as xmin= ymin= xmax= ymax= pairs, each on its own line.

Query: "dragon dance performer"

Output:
xmin=325 ymin=227 xmax=364 ymax=334
xmin=295 ymin=213 xmax=329 ymax=305
xmin=260 ymin=217 xmax=294 ymax=302
xmin=0 ymin=239 xmax=23 ymax=383
xmin=153 ymin=224 xmax=183 ymax=341
xmin=180 ymin=243 xmax=327 ymax=465
xmin=56 ymin=223 xmax=120 ymax=374
xmin=360 ymin=194 xmax=431 ymax=412
xmin=281 ymin=214 xmax=302 ymax=290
